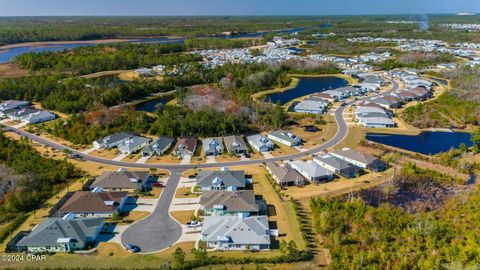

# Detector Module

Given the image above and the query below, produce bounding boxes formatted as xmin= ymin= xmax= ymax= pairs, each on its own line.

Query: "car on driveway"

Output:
xmin=153 ymin=181 xmax=164 ymax=188
xmin=126 ymin=243 xmax=140 ymax=253
xmin=186 ymin=221 xmax=202 ymax=228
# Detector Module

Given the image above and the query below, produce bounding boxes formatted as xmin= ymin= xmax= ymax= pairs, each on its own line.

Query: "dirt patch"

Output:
xmin=0 ymin=63 xmax=28 ymax=79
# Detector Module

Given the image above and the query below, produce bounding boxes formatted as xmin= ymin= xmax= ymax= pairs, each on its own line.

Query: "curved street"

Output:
xmin=120 ymin=169 xmax=183 ymax=253
xmin=1 ymin=78 xmax=399 ymax=253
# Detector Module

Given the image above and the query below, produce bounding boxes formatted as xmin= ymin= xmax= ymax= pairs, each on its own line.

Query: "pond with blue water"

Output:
xmin=265 ymin=76 xmax=348 ymax=105
xmin=366 ymin=131 xmax=473 ymax=155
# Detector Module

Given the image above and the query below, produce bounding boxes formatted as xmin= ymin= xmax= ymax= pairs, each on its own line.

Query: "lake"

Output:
xmin=0 ymin=43 xmax=95 ymax=64
xmin=135 ymin=98 xmax=169 ymax=112
xmin=265 ymin=76 xmax=348 ymax=105
xmin=366 ymin=131 xmax=473 ymax=155
xmin=0 ymin=28 xmax=306 ymax=64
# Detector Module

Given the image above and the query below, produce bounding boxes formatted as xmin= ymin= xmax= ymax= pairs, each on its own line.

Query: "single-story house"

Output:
xmin=90 ymin=170 xmax=151 ymax=192
xmin=357 ymin=114 xmax=396 ymax=128
xmin=267 ymin=130 xmax=302 ymax=147
xmin=57 ymin=190 xmax=128 ymax=218
xmin=200 ymin=190 xmax=259 ymax=217
xmin=16 ymin=216 xmax=104 ymax=253
xmin=201 ymin=215 xmax=271 ymax=251
xmin=223 ymin=135 xmax=249 ymax=156
xmin=265 ymin=162 xmax=304 ymax=186
xmin=93 ymin=132 xmax=136 ymax=149
xmin=293 ymin=98 xmax=329 ymax=114
xmin=197 ymin=168 xmax=246 ymax=191
xmin=0 ymin=100 xmax=30 ymax=112
xmin=4 ymin=108 xmax=56 ymax=124
xmin=313 ymin=154 xmax=360 ymax=178
xmin=246 ymin=134 xmax=275 ymax=153
xmin=202 ymin=137 xmax=224 ymax=156
xmin=330 ymin=148 xmax=387 ymax=172
xmin=173 ymin=137 xmax=197 ymax=158
xmin=290 ymin=160 xmax=334 ymax=183
xmin=141 ymin=137 xmax=174 ymax=157
xmin=118 ymin=136 xmax=151 ymax=155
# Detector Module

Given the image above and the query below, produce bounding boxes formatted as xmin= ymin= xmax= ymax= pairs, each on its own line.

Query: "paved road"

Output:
xmin=1 ymin=79 xmax=399 ymax=170
xmin=2 ymin=102 xmax=350 ymax=170
xmin=120 ymin=169 xmax=183 ymax=253
xmin=1 ymin=78 xmax=399 ymax=253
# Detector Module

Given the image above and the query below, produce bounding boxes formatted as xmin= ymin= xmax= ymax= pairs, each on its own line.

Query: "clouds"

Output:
xmin=0 ymin=0 xmax=479 ymax=16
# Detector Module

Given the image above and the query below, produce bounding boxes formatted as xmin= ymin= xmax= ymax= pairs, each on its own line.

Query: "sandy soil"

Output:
xmin=0 ymin=63 xmax=28 ymax=79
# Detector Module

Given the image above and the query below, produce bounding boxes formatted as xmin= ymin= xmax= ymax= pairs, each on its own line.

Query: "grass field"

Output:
xmin=171 ymin=210 xmax=196 ymax=224
xmin=0 ymin=63 xmax=28 ymax=79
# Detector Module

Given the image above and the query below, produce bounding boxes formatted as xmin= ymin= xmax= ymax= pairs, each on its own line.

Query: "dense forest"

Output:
xmin=0 ymin=60 xmax=338 ymax=114
xmin=310 ymin=164 xmax=480 ymax=270
xmin=0 ymin=16 xmax=325 ymax=46
xmin=374 ymin=51 xmax=455 ymax=70
xmin=0 ymin=132 xmax=77 ymax=224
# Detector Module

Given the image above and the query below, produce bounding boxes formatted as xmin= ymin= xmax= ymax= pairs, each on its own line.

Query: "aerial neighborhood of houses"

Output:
xmin=2 ymin=25 xmax=466 ymax=261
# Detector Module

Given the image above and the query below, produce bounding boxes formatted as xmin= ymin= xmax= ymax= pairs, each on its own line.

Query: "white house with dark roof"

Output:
xmin=267 ymin=130 xmax=302 ymax=147
xmin=246 ymin=134 xmax=275 ymax=153
xmin=313 ymin=154 xmax=360 ymax=178
xmin=201 ymin=215 xmax=271 ymax=251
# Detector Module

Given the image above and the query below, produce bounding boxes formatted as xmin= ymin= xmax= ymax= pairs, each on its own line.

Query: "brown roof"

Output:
xmin=59 ymin=191 xmax=128 ymax=214
xmin=382 ymin=95 xmax=402 ymax=103
xmin=174 ymin=137 xmax=197 ymax=152
xmin=91 ymin=171 xmax=150 ymax=190
xmin=356 ymin=101 xmax=385 ymax=110
xmin=200 ymin=190 xmax=258 ymax=212
xmin=266 ymin=162 xmax=304 ymax=184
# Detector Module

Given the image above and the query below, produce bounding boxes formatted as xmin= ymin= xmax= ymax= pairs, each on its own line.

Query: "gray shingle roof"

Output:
xmin=202 ymin=216 xmax=270 ymax=245
xmin=200 ymin=190 xmax=259 ymax=212
xmin=91 ymin=171 xmax=150 ymax=190
xmin=17 ymin=217 xmax=104 ymax=248
xmin=141 ymin=137 xmax=174 ymax=156
xmin=59 ymin=191 xmax=128 ymax=214
xmin=197 ymin=170 xmax=246 ymax=189
xmin=266 ymin=162 xmax=304 ymax=184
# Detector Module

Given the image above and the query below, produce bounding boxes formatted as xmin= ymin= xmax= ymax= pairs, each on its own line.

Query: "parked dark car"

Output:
xmin=126 ymin=243 xmax=140 ymax=253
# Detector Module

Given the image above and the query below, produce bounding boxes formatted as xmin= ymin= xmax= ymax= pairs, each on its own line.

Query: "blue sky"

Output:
xmin=0 ymin=0 xmax=479 ymax=16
